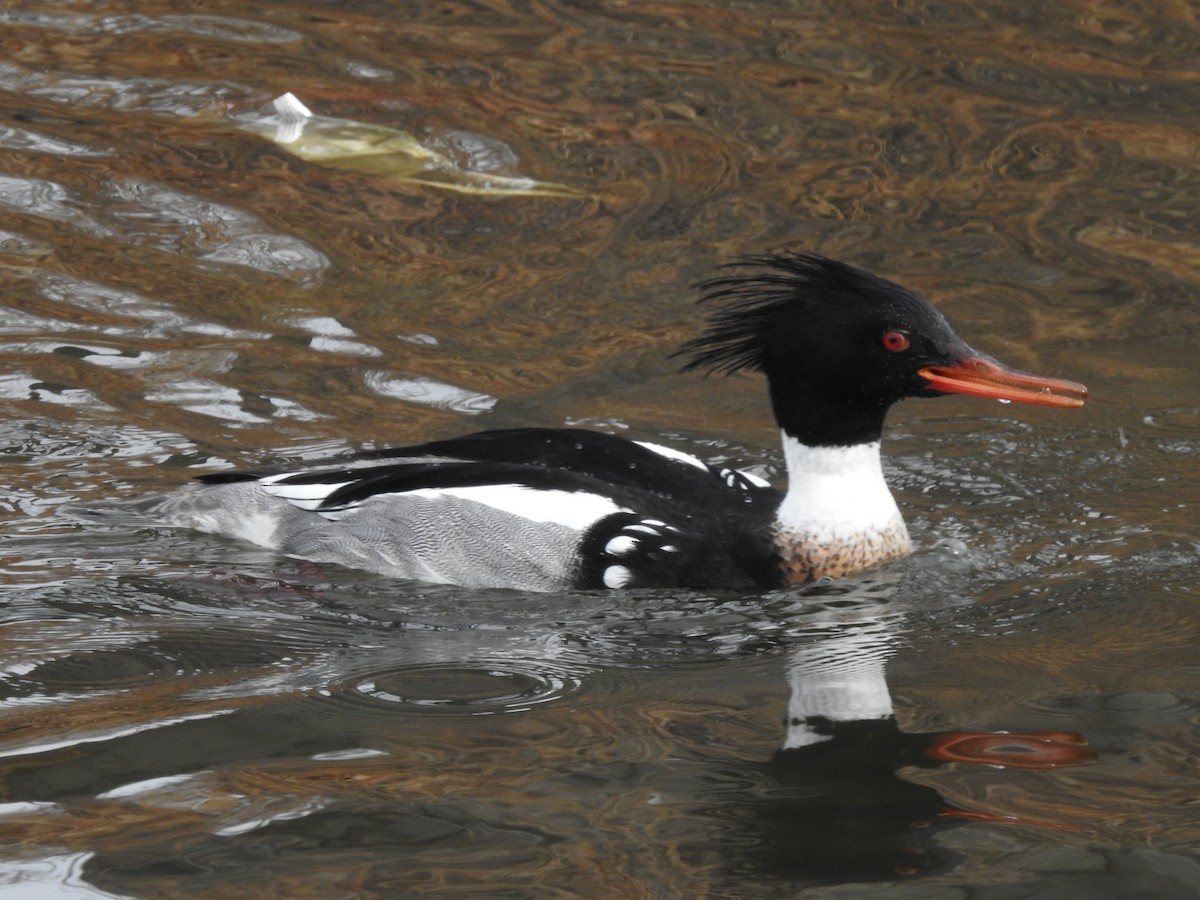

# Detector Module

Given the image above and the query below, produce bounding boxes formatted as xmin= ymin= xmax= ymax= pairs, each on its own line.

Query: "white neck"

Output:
xmin=775 ymin=433 xmax=907 ymax=544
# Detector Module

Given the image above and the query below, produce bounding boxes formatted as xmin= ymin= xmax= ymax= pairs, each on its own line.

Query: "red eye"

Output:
xmin=882 ymin=330 xmax=910 ymax=352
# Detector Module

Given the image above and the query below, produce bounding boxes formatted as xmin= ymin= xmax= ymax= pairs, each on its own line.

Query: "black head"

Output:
xmin=677 ymin=253 xmax=1086 ymax=446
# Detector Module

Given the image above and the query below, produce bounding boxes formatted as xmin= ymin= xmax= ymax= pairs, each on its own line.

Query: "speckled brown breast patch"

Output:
xmin=775 ymin=526 xmax=913 ymax=584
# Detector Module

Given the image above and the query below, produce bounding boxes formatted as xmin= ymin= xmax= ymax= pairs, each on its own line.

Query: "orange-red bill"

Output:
xmin=919 ymin=357 xmax=1088 ymax=409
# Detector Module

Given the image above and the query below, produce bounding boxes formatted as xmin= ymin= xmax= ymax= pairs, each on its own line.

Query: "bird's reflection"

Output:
xmin=751 ymin=584 xmax=1095 ymax=883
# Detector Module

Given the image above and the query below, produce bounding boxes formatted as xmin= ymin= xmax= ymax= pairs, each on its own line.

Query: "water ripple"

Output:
xmin=0 ymin=9 xmax=303 ymax=44
xmin=0 ymin=61 xmax=247 ymax=117
xmin=105 ymin=179 xmax=329 ymax=281
xmin=0 ymin=124 xmax=112 ymax=157
xmin=144 ymin=378 xmax=323 ymax=426
xmin=0 ymin=373 xmax=112 ymax=410
xmin=197 ymin=231 xmax=329 ymax=280
xmin=336 ymin=661 xmax=587 ymax=716
xmin=0 ymin=173 xmax=328 ymax=282
xmin=363 ymin=371 xmax=498 ymax=415
xmin=1141 ymin=406 xmax=1200 ymax=441
xmin=31 ymin=271 xmax=270 ymax=340
xmin=0 ymin=175 xmax=111 ymax=236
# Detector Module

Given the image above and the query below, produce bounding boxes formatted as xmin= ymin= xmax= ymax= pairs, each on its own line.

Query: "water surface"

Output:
xmin=1 ymin=1 xmax=1199 ymax=896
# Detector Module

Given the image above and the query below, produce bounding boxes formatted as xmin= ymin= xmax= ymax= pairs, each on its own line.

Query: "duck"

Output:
xmin=151 ymin=253 xmax=1087 ymax=591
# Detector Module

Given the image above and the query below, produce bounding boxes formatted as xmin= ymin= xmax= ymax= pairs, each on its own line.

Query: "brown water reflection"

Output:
xmin=1 ymin=0 xmax=1200 ymax=895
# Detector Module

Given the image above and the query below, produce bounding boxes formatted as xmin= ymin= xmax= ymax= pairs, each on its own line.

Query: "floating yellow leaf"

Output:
xmin=238 ymin=94 xmax=587 ymax=198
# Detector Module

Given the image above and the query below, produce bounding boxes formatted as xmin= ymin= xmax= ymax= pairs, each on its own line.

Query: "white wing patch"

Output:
xmin=635 ymin=440 xmax=770 ymax=490
xmin=633 ymin=441 xmax=708 ymax=471
xmin=259 ymin=473 xmax=353 ymax=510
xmin=258 ymin=470 xmax=627 ymax=533
xmin=343 ymin=484 xmax=626 ymax=532
xmin=740 ymin=470 xmax=771 ymax=488
xmin=714 ymin=465 xmax=772 ymax=490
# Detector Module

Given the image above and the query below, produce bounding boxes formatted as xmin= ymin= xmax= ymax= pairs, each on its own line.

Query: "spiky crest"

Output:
xmin=675 ymin=253 xmax=922 ymax=375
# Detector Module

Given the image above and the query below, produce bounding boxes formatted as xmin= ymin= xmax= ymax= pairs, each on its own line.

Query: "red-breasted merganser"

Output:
xmin=152 ymin=254 xmax=1087 ymax=590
